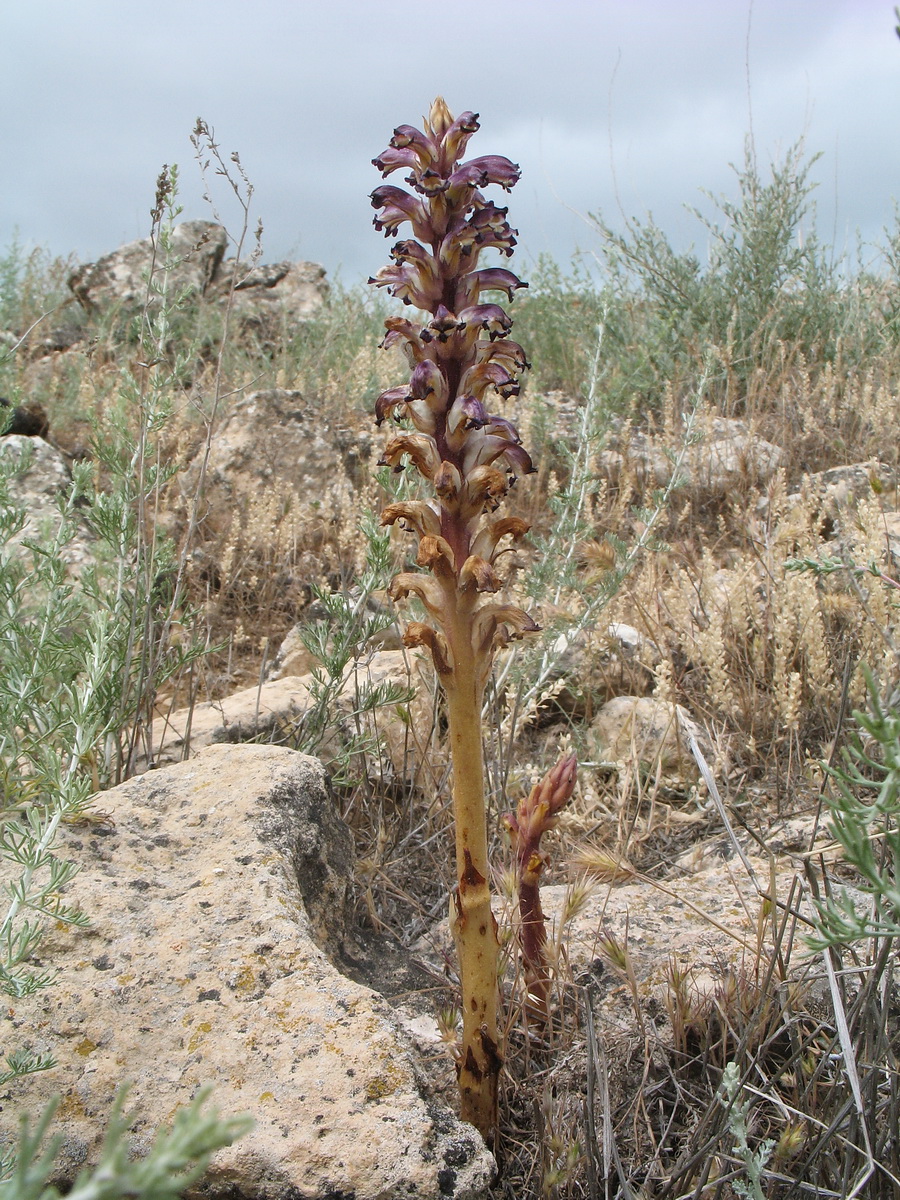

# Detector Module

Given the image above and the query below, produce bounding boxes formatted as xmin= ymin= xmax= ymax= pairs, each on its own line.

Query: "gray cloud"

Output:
xmin=2 ymin=0 xmax=898 ymax=281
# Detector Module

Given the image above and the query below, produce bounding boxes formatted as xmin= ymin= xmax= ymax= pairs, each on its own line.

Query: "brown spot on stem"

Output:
xmin=479 ymin=1027 xmax=502 ymax=1072
xmin=461 ymin=849 xmax=485 ymax=889
xmin=463 ymin=1047 xmax=483 ymax=1082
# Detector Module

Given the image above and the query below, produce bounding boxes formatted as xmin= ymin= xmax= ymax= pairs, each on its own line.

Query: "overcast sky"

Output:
xmin=3 ymin=1 xmax=899 ymax=285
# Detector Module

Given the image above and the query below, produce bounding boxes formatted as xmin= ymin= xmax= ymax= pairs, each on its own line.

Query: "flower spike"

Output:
xmin=368 ymin=99 xmax=555 ymax=1143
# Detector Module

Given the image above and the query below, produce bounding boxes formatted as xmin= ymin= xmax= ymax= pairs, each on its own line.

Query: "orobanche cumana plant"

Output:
xmin=368 ymin=98 xmax=576 ymax=1138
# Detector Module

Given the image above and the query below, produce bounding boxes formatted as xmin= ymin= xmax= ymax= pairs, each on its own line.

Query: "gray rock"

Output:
xmin=67 ymin=221 xmax=328 ymax=335
xmin=269 ymin=594 xmax=403 ymax=683
xmin=68 ymin=221 xmax=228 ymax=315
xmin=38 ymin=326 xmax=84 ymax=353
xmin=265 ymin=625 xmax=315 ymax=681
xmin=600 ymin=416 xmax=783 ymax=495
xmin=150 ymin=676 xmax=316 ymax=767
xmin=211 ymin=259 xmax=329 ymax=331
xmin=880 ymin=511 xmax=900 ymax=571
xmin=1 ymin=745 xmax=494 ymax=1199
xmin=179 ymin=388 xmax=372 ymax=544
xmin=542 ymin=623 xmax=659 ymax=715
xmin=787 ymin=460 xmax=899 ymax=526
xmin=588 ymin=695 xmax=715 ymax=788
xmin=541 ymin=847 xmax=807 ymax=1016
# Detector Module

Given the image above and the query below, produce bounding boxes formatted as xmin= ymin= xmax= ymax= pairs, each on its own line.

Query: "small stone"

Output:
xmin=588 ymin=696 xmax=715 ymax=789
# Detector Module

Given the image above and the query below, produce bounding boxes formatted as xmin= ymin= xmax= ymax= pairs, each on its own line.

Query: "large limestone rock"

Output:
xmin=204 ymin=386 xmax=370 ymax=491
xmin=541 ymin=842 xmax=812 ymax=1023
xmin=540 ymin=622 xmax=658 ymax=717
xmin=68 ymin=221 xmax=228 ymax=315
xmin=150 ymin=676 xmax=316 ymax=766
xmin=67 ymin=223 xmax=328 ymax=332
xmin=1 ymin=745 xmax=494 ymax=1199
xmin=0 ymin=432 xmax=70 ymax=500
xmin=788 ymin=460 xmax=898 ymax=514
xmin=210 ymin=260 xmax=329 ymax=332
xmin=786 ymin=460 xmax=900 ymax=536
xmin=600 ymin=416 xmax=783 ymax=495
xmin=179 ymin=388 xmax=372 ymax=543
xmin=880 ymin=511 xmax=900 ymax=571
xmin=269 ymin=593 xmax=404 ymax=681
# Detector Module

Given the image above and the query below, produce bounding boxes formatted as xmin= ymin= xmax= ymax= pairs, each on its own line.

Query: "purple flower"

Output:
xmin=369 ymin=261 xmax=440 ymax=308
xmin=421 ymin=305 xmax=462 ymax=343
xmin=370 ymin=185 xmax=430 ymax=239
xmin=448 ymin=395 xmax=488 ymax=433
xmin=448 ymin=155 xmax=521 ymax=193
xmin=460 ymin=359 xmax=521 ymax=400
xmin=456 ymin=305 xmax=512 ymax=342
xmin=441 ymin=110 xmax=481 ymax=163
xmin=409 ymin=360 xmax=448 ymax=407
xmin=389 ymin=124 xmax=434 ymax=151
xmin=372 ymin=146 xmax=421 ymax=176
xmin=374 ymin=384 xmax=411 ymax=426
xmin=370 ymin=96 xmax=537 ymax=636
xmin=458 ymin=267 xmax=527 ymax=306
xmin=380 ymin=316 xmax=426 ymax=363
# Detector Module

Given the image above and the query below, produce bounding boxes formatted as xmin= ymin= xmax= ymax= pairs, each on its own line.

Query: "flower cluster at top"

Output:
xmin=369 ymin=98 xmax=535 ymax=592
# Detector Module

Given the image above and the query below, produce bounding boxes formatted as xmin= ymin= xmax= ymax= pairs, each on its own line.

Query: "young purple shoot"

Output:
xmin=502 ymin=754 xmax=578 ymax=1021
xmin=369 ymin=97 xmax=540 ymax=1141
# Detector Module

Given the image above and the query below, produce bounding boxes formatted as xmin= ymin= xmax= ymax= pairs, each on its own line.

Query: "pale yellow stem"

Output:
xmin=444 ymin=596 xmax=500 ymax=1143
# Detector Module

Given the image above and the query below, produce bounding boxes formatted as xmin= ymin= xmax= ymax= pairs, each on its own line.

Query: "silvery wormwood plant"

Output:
xmin=0 ymin=174 xmax=243 ymax=1184
xmin=368 ymin=98 xmax=576 ymax=1142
